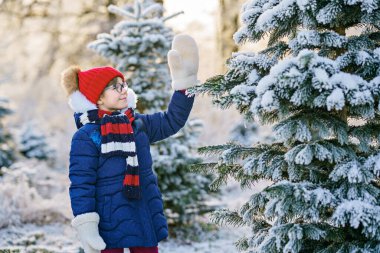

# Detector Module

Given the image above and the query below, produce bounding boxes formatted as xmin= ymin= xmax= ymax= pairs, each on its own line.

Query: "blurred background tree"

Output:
xmin=15 ymin=121 xmax=55 ymax=161
xmin=0 ymin=97 xmax=14 ymax=170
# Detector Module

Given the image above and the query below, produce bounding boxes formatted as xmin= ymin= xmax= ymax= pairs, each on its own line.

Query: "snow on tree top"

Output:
xmin=250 ymin=49 xmax=376 ymax=116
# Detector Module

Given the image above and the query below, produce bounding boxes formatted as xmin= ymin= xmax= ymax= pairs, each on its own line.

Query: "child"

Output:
xmin=60 ymin=35 xmax=199 ymax=253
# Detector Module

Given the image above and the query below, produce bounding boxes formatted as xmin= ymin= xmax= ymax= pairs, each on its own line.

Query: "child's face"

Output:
xmin=97 ymin=77 xmax=128 ymax=112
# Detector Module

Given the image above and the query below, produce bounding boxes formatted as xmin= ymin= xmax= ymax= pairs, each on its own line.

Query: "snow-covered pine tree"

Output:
xmin=88 ymin=0 xmax=216 ymax=238
xmin=16 ymin=121 xmax=54 ymax=160
xmin=190 ymin=0 xmax=380 ymax=251
xmin=0 ymin=97 xmax=14 ymax=170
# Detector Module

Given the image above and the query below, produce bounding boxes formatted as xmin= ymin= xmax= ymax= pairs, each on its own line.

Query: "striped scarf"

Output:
xmin=78 ymin=108 xmax=141 ymax=200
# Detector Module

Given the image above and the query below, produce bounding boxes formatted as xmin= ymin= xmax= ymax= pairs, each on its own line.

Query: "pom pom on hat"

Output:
xmin=60 ymin=65 xmax=81 ymax=96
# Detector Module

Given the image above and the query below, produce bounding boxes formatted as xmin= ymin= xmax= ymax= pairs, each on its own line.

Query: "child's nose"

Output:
xmin=121 ymin=88 xmax=128 ymax=95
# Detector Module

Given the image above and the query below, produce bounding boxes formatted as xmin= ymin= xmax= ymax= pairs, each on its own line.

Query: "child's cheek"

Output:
xmin=116 ymin=97 xmax=122 ymax=104
xmin=119 ymin=98 xmax=128 ymax=107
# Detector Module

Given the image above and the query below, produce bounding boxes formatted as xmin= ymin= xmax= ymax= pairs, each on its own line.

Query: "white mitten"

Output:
xmin=168 ymin=34 xmax=199 ymax=90
xmin=71 ymin=212 xmax=106 ymax=253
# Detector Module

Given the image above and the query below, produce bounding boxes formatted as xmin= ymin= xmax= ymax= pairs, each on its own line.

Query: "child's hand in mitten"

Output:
xmin=168 ymin=34 xmax=199 ymax=90
xmin=72 ymin=213 xmax=106 ymax=253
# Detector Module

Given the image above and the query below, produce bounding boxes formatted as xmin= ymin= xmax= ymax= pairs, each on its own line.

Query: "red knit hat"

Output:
xmin=78 ymin=66 xmax=124 ymax=104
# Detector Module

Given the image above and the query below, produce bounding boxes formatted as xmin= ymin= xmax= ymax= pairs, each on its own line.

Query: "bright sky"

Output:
xmin=163 ymin=0 xmax=218 ymax=33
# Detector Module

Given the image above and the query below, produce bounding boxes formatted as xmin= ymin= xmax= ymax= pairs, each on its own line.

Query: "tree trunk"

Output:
xmin=217 ymin=0 xmax=242 ymax=72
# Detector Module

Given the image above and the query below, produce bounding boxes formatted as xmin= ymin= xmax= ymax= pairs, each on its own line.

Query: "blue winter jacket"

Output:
xmin=69 ymin=91 xmax=194 ymax=248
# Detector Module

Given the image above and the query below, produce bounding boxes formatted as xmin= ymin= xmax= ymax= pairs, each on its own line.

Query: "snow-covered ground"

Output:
xmin=0 ymin=159 xmax=263 ymax=253
xmin=0 ymin=223 xmax=250 ymax=253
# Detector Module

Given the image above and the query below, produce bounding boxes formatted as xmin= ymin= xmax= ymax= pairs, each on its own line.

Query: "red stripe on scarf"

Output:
xmin=124 ymin=108 xmax=135 ymax=122
xmin=101 ymin=123 xmax=134 ymax=135
xmin=123 ymin=174 xmax=140 ymax=186
xmin=98 ymin=109 xmax=112 ymax=118
xmin=98 ymin=109 xmax=135 ymax=123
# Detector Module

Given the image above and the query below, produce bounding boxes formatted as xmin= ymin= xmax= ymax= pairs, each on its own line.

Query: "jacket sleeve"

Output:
xmin=137 ymin=90 xmax=195 ymax=144
xmin=68 ymin=129 xmax=99 ymax=216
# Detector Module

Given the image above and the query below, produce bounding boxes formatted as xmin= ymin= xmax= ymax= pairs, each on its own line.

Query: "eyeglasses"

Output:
xmin=104 ymin=81 xmax=128 ymax=94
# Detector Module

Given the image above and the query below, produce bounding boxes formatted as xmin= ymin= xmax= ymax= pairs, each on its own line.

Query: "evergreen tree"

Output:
xmin=88 ymin=0 xmax=216 ymax=238
xmin=16 ymin=121 xmax=55 ymax=160
xmin=0 ymin=97 xmax=14 ymax=169
xmin=190 ymin=0 xmax=380 ymax=251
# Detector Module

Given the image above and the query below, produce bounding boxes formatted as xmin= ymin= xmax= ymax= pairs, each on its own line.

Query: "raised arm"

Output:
xmin=136 ymin=90 xmax=194 ymax=143
xmin=135 ymin=34 xmax=199 ymax=143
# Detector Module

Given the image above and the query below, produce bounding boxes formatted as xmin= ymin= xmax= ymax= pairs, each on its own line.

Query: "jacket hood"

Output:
xmin=68 ymin=88 xmax=138 ymax=113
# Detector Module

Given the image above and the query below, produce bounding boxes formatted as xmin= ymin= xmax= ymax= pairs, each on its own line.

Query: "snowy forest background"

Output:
xmin=1 ymin=0 xmax=380 ymax=252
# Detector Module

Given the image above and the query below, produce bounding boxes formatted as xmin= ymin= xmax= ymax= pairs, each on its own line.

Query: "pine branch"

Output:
xmin=349 ymin=123 xmax=380 ymax=152
xmin=198 ymin=144 xmax=238 ymax=156
xmin=162 ymin=11 xmax=184 ymax=22
xmin=234 ymin=236 xmax=249 ymax=252
xmin=268 ymin=15 xmax=298 ymax=47
xmin=209 ymin=170 xmax=230 ymax=191
xmin=188 ymin=162 xmax=219 ymax=175
xmin=211 ymin=208 xmax=248 ymax=227
xmin=108 ymin=4 xmax=136 ymax=20
xmin=188 ymin=162 xmax=242 ymax=190
xmin=261 ymin=41 xmax=290 ymax=60
xmin=188 ymin=75 xmax=225 ymax=96
xmin=141 ymin=3 xmax=162 ymax=18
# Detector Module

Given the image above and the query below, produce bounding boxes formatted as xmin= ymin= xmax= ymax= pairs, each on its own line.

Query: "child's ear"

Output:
xmin=97 ymin=94 xmax=105 ymax=105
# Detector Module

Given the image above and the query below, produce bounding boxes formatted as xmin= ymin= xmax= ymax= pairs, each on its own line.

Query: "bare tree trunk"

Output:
xmin=217 ymin=0 xmax=242 ymax=72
